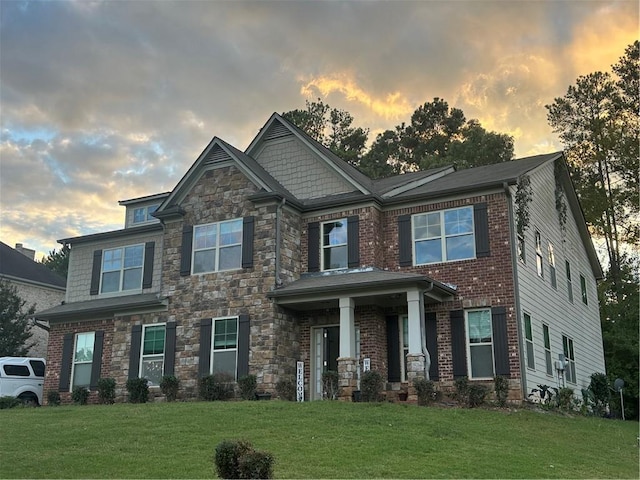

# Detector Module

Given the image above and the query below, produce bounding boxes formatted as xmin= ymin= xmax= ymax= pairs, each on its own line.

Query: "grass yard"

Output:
xmin=1 ymin=400 xmax=638 ymax=479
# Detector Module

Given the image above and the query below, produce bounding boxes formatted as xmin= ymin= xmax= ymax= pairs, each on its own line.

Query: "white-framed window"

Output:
xmin=523 ymin=313 xmax=535 ymax=370
xmin=535 ymin=231 xmax=544 ymax=277
xmin=399 ymin=315 xmax=409 ymax=382
xmin=548 ymin=243 xmax=557 ymax=289
xmin=140 ymin=324 xmax=165 ymax=386
xmin=321 ymin=218 xmax=348 ymax=271
xmin=211 ymin=317 xmax=238 ymax=379
xmin=465 ymin=309 xmax=494 ymax=379
xmin=193 ymin=219 xmax=243 ymax=274
xmin=72 ymin=332 xmax=95 ymax=389
xmin=580 ymin=274 xmax=588 ymax=305
xmin=101 ymin=244 xmax=144 ymax=294
xmin=562 ymin=334 xmax=576 ymax=384
xmin=133 ymin=204 xmax=160 ymax=224
xmin=413 ymin=206 xmax=475 ymax=265
xmin=566 ymin=260 xmax=574 ymax=303
xmin=542 ymin=323 xmax=552 ymax=376
xmin=517 ymin=233 xmax=526 ymax=264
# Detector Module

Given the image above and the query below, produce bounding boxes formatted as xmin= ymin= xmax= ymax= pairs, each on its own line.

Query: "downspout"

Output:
xmin=504 ymin=182 xmax=528 ymax=400
xmin=275 ymin=197 xmax=286 ymax=288
xmin=421 ymin=282 xmax=434 ymax=379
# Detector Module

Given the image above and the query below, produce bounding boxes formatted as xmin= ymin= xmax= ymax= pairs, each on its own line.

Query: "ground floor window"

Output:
xmin=562 ymin=335 xmax=576 ymax=384
xmin=543 ymin=323 xmax=552 ymax=376
xmin=72 ymin=332 xmax=95 ymax=388
xmin=466 ymin=309 xmax=494 ymax=379
xmin=524 ymin=313 xmax=535 ymax=370
xmin=140 ymin=324 xmax=165 ymax=386
xmin=212 ymin=317 xmax=238 ymax=379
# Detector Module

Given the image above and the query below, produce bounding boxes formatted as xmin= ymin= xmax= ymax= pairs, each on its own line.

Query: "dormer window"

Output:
xmin=133 ymin=204 xmax=159 ymax=224
xmin=101 ymin=245 xmax=144 ymax=293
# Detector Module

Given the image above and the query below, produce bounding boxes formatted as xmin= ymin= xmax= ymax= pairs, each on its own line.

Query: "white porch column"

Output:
xmin=406 ymin=289 xmax=423 ymax=355
xmin=339 ymin=297 xmax=356 ymax=358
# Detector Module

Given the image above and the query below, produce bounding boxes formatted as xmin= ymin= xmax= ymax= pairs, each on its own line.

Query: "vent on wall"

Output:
xmin=204 ymin=145 xmax=232 ymax=165
xmin=263 ymin=121 xmax=292 ymax=141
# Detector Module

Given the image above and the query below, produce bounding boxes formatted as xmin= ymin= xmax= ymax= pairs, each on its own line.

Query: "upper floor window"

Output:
xmin=322 ymin=219 xmax=348 ymax=271
xmin=101 ymin=245 xmax=144 ymax=294
xmin=72 ymin=332 xmax=95 ymax=389
xmin=413 ymin=206 xmax=475 ymax=265
xmin=548 ymin=242 xmax=557 ymax=289
xmin=566 ymin=260 xmax=574 ymax=303
xmin=535 ymin=231 xmax=544 ymax=277
xmin=193 ymin=219 xmax=243 ymax=274
xmin=580 ymin=274 xmax=588 ymax=305
xmin=466 ymin=309 xmax=494 ymax=379
xmin=140 ymin=324 xmax=165 ymax=386
xmin=133 ymin=204 xmax=159 ymax=224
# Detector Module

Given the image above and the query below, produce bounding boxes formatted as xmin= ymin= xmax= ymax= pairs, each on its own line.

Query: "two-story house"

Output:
xmin=36 ymin=113 xmax=605 ymax=404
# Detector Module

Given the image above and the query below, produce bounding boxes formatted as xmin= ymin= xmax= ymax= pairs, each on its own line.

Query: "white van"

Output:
xmin=0 ymin=357 xmax=46 ymax=406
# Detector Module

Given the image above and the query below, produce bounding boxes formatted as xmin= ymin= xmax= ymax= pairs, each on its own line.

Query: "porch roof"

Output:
xmin=267 ymin=268 xmax=457 ymax=311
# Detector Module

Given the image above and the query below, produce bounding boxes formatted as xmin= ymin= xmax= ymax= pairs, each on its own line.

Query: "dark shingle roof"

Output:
xmin=0 ymin=242 xmax=66 ymax=289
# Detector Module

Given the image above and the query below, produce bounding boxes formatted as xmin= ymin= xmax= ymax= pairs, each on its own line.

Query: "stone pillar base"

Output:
xmin=406 ymin=353 xmax=426 ymax=403
xmin=337 ymin=357 xmax=358 ymax=402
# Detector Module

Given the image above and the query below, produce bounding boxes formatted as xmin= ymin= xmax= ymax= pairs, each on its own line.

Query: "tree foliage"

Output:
xmin=40 ymin=244 xmax=70 ymax=279
xmin=0 ymin=280 xmax=36 ymax=356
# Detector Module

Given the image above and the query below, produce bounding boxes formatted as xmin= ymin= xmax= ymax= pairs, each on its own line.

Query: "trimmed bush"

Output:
xmin=414 ymin=378 xmax=436 ymax=406
xmin=199 ymin=373 xmax=235 ymax=401
xmin=71 ymin=386 xmax=90 ymax=405
xmin=453 ymin=377 xmax=469 ymax=405
xmin=321 ymin=370 xmax=339 ymax=400
xmin=360 ymin=370 xmax=384 ymax=402
xmin=214 ymin=439 xmax=274 ymax=479
xmin=275 ymin=377 xmax=296 ymax=401
xmin=0 ymin=396 xmax=21 ymax=409
xmin=494 ymin=375 xmax=509 ymax=407
xmin=160 ymin=375 xmax=180 ymax=402
xmin=467 ymin=384 xmax=488 ymax=408
xmin=126 ymin=377 xmax=149 ymax=403
xmin=47 ymin=390 xmax=61 ymax=406
xmin=556 ymin=387 xmax=574 ymax=411
xmin=238 ymin=374 xmax=257 ymax=401
xmin=97 ymin=378 xmax=116 ymax=404
xmin=238 ymin=449 xmax=274 ymax=479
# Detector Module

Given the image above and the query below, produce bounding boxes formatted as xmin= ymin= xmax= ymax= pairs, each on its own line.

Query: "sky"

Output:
xmin=0 ymin=0 xmax=638 ymax=260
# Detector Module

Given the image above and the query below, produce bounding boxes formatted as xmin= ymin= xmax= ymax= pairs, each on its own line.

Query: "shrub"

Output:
xmin=360 ymin=370 xmax=384 ymax=402
xmin=97 ymin=378 xmax=116 ymax=404
xmin=588 ymin=372 xmax=610 ymax=416
xmin=160 ymin=375 xmax=180 ymax=402
xmin=71 ymin=386 xmax=90 ymax=405
xmin=199 ymin=373 xmax=235 ymax=401
xmin=215 ymin=440 xmax=254 ymax=479
xmin=453 ymin=377 xmax=469 ymax=405
xmin=321 ymin=370 xmax=339 ymax=400
xmin=494 ymin=375 xmax=509 ymax=407
xmin=414 ymin=378 xmax=436 ymax=406
xmin=467 ymin=384 xmax=488 ymax=408
xmin=238 ymin=374 xmax=257 ymax=401
xmin=556 ymin=387 xmax=574 ymax=411
xmin=0 ymin=396 xmax=20 ymax=409
xmin=238 ymin=449 xmax=274 ymax=479
xmin=126 ymin=377 xmax=149 ymax=403
xmin=47 ymin=390 xmax=61 ymax=406
xmin=275 ymin=377 xmax=296 ymax=401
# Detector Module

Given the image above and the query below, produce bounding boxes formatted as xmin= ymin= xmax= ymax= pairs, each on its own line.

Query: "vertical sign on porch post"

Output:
xmin=363 ymin=358 xmax=371 ymax=372
xmin=296 ymin=361 xmax=304 ymax=402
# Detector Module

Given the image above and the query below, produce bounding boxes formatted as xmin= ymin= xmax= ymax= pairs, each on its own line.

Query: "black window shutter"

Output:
xmin=199 ymin=319 xmax=212 ymax=378
xmin=142 ymin=242 xmax=155 ymax=289
xmin=425 ymin=312 xmax=439 ymax=380
xmin=163 ymin=322 xmax=177 ymax=377
xmin=90 ymin=250 xmax=102 ymax=295
xmin=242 ymin=216 xmax=255 ymax=269
xmin=492 ymin=306 xmax=510 ymax=376
xmin=59 ymin=333 xmax=74 ymax=391
xmin=128 ymin=325 xmax=142 ymax=380
xmin=398 ymin=214 xmax=412 ymax=267
xmin=89 ymin=331 xmax=104 ymax=390
xmin=474 ymin=203 xmax=490 ymax=258
xmin=180 ymin=225 xmax=193 ymax=276
xmin=308 ymin=222 xmax=320 ymax=272
xmin=450 ymin=310 xmax=468 ymax=378
xmin=347 ymin=215 xmax=360 ymax=268
xmin=237 ymin=315 xmax=250 ymax=379
xmin=386 ymin=316 xmax=401 ymax=382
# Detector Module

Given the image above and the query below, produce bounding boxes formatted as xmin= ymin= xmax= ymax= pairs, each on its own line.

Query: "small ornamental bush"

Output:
xmin=97 ymin=377 xmax=116 ymax=404
xmin=160 ymin=375 xmax=180 ymax=402
xmin=556 ymin=387 xmax=574 ymax=411
xmin=126 ymin=377 xmax=149 ymax=403
xmin=588 ymin=372 xmax=610 ymax=416
xmin=214 ymin=439 xmax=274 ymax=479
xmin=321 ymin=370 xmax=339 ymax=400
xmin=453 ymin=377 xmax=469 ymax=405
xmin=71 ymin=386 xmax=90 ymax=405
xmin=238 ymin=449 xmax=274 ymax=479
xmin=361 ymin=370 xmax=384 ymax=402
xmin=0 ymin=396 xmax=21 ymax=409
xmin=199 ymin=373 xmax=235 ymax=401
xmin=467 ymin=384 xmax=488 ymax=408
xmin=275 ymin=377 xmax=296 ymax=401
xmin=414 ymin=378 xmax=436 ymax=406
xmin=238 ymin=374 xmax=257 ymax=401
xmin=47 ymin=390 xmax=61 ymax=406
xmin=494 ymin=375 xmax=509 ymax=407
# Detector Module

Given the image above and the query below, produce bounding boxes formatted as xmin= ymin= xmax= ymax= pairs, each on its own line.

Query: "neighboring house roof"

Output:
xmin=0 ymin=242 xmax=66 ymax=290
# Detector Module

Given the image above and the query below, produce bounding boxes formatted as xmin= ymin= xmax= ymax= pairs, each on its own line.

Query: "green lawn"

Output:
xmin=1 ymin=401 xmax=638 ymax=479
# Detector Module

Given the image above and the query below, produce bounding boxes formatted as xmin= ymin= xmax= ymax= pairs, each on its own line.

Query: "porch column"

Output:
xmin=406 ymin=289 xmax=426 ymax=403
xmin=338 ymin=297 xmax=357 ymax=401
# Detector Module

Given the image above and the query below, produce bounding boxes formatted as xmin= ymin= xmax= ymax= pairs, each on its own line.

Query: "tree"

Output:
xmin=0 ymin=280 xmax=35 ymax=356
xmin=546 ymin=41 xmax=639 ymax=294
xmin=40 ymin=244 xmax=70 ymax=279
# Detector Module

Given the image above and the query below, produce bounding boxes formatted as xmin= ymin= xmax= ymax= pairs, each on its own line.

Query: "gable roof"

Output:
xmin=0 ymin=242 xmax=66 ymax=290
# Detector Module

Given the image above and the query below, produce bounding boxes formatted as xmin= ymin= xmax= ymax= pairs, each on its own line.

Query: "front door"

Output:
xmin=312 ymin=326 xmax=339 ymax=399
